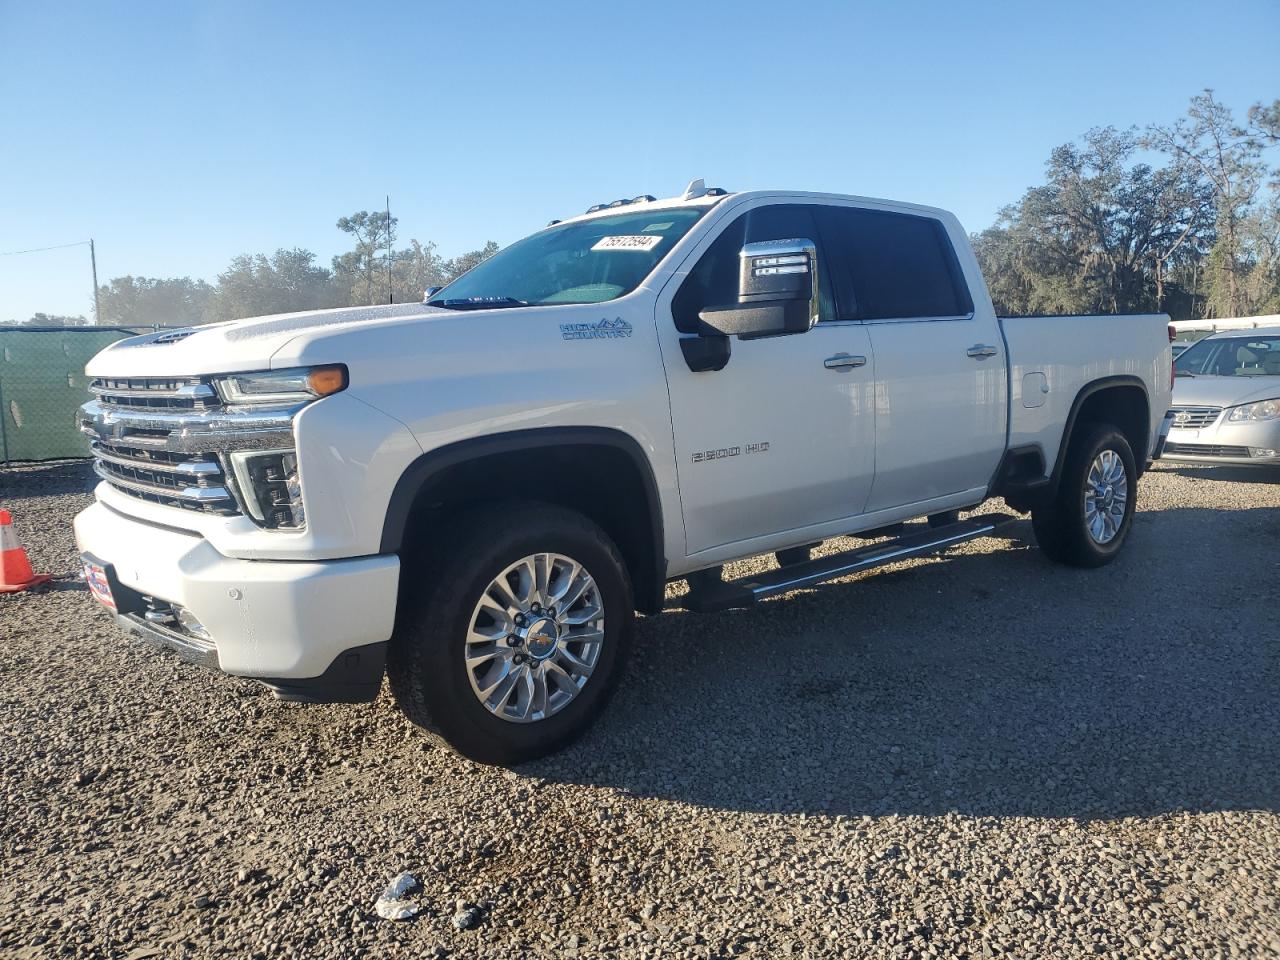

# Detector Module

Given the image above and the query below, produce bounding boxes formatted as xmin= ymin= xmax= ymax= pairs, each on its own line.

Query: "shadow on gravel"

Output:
xmin=0 ymin=460 xmax=95 ymax=499
xmin=531 ymin=512 xmax=1280 ymax=822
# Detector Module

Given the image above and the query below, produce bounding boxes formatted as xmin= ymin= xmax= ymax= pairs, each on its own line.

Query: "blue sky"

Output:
xmin=1 ymin=0 xmax=1277 ymax=322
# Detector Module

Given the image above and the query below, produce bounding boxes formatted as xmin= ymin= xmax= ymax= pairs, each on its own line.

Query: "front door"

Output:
xmin=656 ymin=201 xmax=877 ymax=559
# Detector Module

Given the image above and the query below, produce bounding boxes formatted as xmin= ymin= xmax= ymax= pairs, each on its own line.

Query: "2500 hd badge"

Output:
xmin=692 ymin=441 xmax=770 ymax=464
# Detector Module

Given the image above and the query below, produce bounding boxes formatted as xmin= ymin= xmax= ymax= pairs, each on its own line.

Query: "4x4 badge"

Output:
xmin=560 ymin=317 xmax=633 ymax=341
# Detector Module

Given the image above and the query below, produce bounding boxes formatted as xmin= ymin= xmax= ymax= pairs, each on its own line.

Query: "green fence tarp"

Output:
xmin=0 ymin=328 xmax=139 ymax=462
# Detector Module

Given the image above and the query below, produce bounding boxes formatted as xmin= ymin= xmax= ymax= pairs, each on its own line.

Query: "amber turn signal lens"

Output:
xmin=306 ymin=365 xmax=348 ymax=397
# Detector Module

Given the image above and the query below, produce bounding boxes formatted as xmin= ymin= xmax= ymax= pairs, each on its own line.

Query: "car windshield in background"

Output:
xmin=1174 ymin=335 xmax=1280 ymax=377
xmin=428 ymin=209 xmax=705 ymax=309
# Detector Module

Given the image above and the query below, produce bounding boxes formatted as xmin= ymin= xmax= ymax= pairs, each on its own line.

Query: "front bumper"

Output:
xmin=73 ymin=501 xmax=400 ymax=701
xmin=1160 ymin=418 xmax=1280 ymax=466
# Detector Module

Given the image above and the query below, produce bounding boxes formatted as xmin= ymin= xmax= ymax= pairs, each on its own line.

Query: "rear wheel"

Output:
xmin=389 ymin=502 xmax=633 ymax=764
xmin=1032 ymin=424 xmax=1137 ymax=568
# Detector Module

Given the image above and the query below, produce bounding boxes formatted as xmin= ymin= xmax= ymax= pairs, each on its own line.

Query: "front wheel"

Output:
xmin=1031 ymin=424 xmax=1137 ymax=568
xmin=389 ymin=503 xmax=633 ymax=764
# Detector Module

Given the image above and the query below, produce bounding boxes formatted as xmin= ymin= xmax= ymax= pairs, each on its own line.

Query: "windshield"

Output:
xmin=428 ymin=208 xmax=705 ymax=309
xmin=1174 ymin=335 xmax=1280 ymax=377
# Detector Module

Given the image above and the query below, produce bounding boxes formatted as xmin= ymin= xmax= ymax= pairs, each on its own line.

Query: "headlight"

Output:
xmin=214 ymin=365 xmax=347 ymax=406
xmin=212 ymin=365 xmax=344 ymax=530
xmin=1227 ymin=398 xmax=1280 ymax=422
xmin=229 ymin=449 xmax=305 ymax=529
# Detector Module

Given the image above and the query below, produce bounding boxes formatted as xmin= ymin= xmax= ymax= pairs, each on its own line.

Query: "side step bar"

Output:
xmin=682 ymin=513 xmax=1019 ymax=613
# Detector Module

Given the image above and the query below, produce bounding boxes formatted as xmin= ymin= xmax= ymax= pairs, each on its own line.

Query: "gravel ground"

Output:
xmin=1 ymin=459 xmax=1278 ymax=960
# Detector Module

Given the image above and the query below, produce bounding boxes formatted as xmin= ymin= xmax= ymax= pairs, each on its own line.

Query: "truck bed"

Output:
xmin=999 ymin=313 xmax=1172 ymax=470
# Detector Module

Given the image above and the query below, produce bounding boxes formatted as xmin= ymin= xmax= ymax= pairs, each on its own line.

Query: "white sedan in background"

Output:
xmin=1163 ymin=327 xmax=1280 ymax=466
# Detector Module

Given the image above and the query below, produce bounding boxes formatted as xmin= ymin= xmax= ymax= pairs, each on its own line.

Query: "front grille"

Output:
xmin=89 ymin=376 xmax=220 ymax=411
xmin=1163 ymin=442 xmax=1251 ymax=458
xmin=1168 ymin=406 xmax=1222 ymax=430
xmin=84 ymin=377 xmax=241 ymax=516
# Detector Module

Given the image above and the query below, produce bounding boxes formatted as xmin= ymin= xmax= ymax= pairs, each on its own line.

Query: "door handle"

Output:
xmin=824 ymin=353 xmax=867 ymax=370
xmin=966 ymin=344 xmax=998 ymax=359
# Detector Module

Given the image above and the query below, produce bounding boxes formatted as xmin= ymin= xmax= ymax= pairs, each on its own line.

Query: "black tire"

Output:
xmin=388 ymin=502 xmax=633 ymax=765
xmin=1031 ymin=423 xmax=1137 ymax=568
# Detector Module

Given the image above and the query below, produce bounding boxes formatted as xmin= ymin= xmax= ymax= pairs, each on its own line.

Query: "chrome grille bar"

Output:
xmin=1162 ymin=442 xmax=1252 ymax=458
xmin=78 ymin=399 xmax=297 ymax=450
xmin=90 ymin=442 xmax=221 ymax=476
xmin=1168 ymin=406 xmax=1222 ymax=430
xmin=89 ymin=378 xmax=219 ymax=411
xmin=92 ymin=462 xmax=237 ymax=514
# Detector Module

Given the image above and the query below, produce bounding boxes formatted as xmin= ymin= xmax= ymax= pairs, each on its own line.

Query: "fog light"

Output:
xmin=1249 ymin=447 xmax=1277 ymax=458
xmin=229 ymin=449 xmax=305 ymax=529
xmin=175 ymin=605 xmax=212 ymax=642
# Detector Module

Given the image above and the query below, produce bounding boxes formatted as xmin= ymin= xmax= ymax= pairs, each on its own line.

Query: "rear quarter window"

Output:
xmin=818 ymin=207 xmax=972 ymax=320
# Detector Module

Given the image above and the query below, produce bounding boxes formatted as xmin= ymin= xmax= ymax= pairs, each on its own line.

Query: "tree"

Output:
xmin=390 ymin=239 xmax=448 ymax=303
xmin=25 ymin=312 xmax=88 ymax=327
xmin=212 ymin=248 xmax=341 ymax=321
xmin=97 ymin=276 xmax=217 ymax=327
xmin=971 ymin=127 xmax=1213 ymax=317
xmin=1144 ymin=90 xmax=1267 ymax=317
xmin=334 ymin=210 xmax=396 ymax=305
xmin=1248 ymin=99 xmax=1280 ymax=147
xmin=1240 ymin=193 xmax=1280 ymax=315
xmin=442 ymin=241 xmax=500 ymax=281
xmin=386 ymin=238 xmax=501 ymax=303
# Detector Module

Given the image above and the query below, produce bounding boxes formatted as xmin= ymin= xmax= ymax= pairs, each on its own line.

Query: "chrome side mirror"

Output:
xmin=695 ymin=238 xmax=819 ymax=339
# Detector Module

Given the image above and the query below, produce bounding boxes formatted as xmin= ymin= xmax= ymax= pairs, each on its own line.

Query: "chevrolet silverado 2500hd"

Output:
xmin=74 ymin=181 xmax=1174 ymax=763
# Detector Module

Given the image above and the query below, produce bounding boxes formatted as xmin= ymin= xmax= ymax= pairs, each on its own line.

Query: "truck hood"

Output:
xmin=1172 ymin=375 xmax=1280 ymax=409
xmin=84 ymin=302 xmax=448 ymax=377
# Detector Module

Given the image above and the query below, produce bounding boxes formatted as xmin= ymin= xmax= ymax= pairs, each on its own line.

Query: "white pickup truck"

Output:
xmin=74 ymin=181 xmax=1174 ymax=763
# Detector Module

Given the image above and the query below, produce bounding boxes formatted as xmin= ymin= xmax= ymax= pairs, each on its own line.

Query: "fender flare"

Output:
xmin=379 ymin=426 xmax=666 ymax=611
xmin=996 ymin=375 xmax=1151 ymax=508
xmin=1049 ymin=375 xmax=1151 ymax=489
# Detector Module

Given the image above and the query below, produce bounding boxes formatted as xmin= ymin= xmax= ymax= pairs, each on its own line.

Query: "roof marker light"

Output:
xmin=683 ymin=178 xmax=708 ymax=200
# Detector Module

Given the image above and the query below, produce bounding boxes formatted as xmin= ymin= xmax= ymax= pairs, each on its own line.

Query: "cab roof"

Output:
xmin=554 ymin=178 xmax=956 ymax=229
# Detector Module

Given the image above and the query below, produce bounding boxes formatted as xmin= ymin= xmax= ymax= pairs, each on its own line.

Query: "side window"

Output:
xmin=672 ymin=205 xmax=835 ymax=332
xmin=817 ymin=207 xmax=973 ymax=321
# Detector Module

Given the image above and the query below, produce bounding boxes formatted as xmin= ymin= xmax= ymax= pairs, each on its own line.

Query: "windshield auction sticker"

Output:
xmin=592 ymin=235 xmax=663 ymax=252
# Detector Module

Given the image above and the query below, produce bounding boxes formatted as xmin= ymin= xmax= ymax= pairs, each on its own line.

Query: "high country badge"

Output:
xmin=560 ymin=317 xmax=634 ymax=341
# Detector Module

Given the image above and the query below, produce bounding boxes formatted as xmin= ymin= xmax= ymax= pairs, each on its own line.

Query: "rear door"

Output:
xmin=816 ymin=205 xmax=1006 ymax=512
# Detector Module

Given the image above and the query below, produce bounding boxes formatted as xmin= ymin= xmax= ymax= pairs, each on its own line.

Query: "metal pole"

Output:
xmin=90 ymin=238 xmax=101 ymax=325
xmin=386 ymin=196 xmax=393 ymax=304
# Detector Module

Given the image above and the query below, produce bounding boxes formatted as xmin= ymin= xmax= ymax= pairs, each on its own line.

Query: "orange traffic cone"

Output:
xmin=0 ymin=509 xmax=52 ymax=594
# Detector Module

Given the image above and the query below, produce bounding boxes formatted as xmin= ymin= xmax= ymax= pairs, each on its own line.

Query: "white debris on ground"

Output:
xmin=374 ymin=872 xmax=421 ymax=921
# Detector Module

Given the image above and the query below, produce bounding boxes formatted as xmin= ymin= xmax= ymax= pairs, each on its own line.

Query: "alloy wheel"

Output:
xmin=464 ymin=552 xmax=605 ymax=723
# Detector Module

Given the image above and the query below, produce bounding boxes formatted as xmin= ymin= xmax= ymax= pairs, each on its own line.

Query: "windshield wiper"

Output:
xmin=427 ymin=296 xmax=529 ymax=310
xmin=1174 ymin=371 xmax=1196 ymax=378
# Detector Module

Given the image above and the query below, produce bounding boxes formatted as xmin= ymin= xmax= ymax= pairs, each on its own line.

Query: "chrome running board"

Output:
xmin=682 ymin=513 xmax=1019 ymax=613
